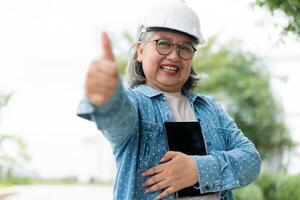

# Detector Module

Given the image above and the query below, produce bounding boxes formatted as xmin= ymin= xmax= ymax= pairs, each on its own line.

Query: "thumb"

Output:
xmin=101 ymin=32 xmax=114 ymax=61
xmin=160 ymin=151 xmax=177 ymax=162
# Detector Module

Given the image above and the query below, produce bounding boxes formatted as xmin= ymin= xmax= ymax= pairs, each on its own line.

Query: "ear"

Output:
xmin=136 ymin=41 xmax=143 ymax=62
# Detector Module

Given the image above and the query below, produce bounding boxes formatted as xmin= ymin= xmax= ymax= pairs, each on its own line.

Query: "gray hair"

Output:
xmin=125 ymin=31 xmax=200 ymax=91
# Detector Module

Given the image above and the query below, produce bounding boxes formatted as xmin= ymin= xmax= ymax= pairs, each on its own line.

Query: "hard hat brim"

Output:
xmin=146 ymin=27 xmax=199 ymax=44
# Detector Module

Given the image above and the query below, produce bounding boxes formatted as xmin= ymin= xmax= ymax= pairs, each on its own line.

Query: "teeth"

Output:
xmin=161 ymin=66 xmax=178 ymax=71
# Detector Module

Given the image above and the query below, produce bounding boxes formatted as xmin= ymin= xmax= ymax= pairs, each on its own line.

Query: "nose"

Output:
xmin=166 ymin=45 xmax=180 ymax=61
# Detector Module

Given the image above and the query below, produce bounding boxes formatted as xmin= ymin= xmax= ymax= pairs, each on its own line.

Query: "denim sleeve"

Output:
xmin=191 ymin=99 xmax=261 ymax=194
xmin=76 ymin=81 xmax=138 ymax=151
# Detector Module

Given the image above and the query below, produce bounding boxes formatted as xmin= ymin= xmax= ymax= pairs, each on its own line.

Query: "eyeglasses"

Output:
xmin=149 ymin=39 xmax=196 ymax=60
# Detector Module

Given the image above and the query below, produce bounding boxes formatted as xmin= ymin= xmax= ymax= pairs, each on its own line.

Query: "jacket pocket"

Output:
xmin=138 ymin=120 xmax=166 ymax=171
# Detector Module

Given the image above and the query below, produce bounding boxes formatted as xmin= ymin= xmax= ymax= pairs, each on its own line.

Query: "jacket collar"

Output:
xmin=134 ymin=84 xmax=204 ymax=103
xmin=135 ymin=84 xmax=163 ymax=98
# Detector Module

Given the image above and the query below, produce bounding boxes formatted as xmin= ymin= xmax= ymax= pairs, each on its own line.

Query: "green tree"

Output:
xmin=192 ymin=37 xmax=293 ymax=161
xmin=255 ymin=0 xmax=300 ymax=37
xmin=0 ymin=92 xmax=30 ymax=182
xmin=233 ymin=183 xmax=264 ymax=200
xmin=0 ymin=92 xmax=13 ymax=122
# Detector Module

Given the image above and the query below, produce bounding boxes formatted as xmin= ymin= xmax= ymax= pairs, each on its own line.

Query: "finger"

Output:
xmin=156 ymin=186 xmax=176 ymax=200
xmin=160 ymin=151 xmax=177 ymax=162
xmin=85 ymin=72 xmax=116 ymax=91
xmin=86 ymin=73 xmax=117 ymax=97
xmin=87 ymin=94 xmax=108 ymax=106
xmin=142 ymin=164 xmax=164 ymax=177
xmin=90 ymin=59 xmax=118 ymax=77
xmin=143 ymin=173 xmax=164 ymax=187
xmin=145 ymin=180 xmax=169 ymax=194
xmin=86 ymin=83 xmax=113 ymax=98
xmin=95 ymin=65 xmax=118 ymax=77
xmin=89 ymin=70 xmax=118 ymax=87
xmin=101 ymin=32 xmax=114 ymax=61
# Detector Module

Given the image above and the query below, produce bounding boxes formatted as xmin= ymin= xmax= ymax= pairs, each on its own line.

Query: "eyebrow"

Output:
xmin=155 ymin=36 xmax=193 ymax=45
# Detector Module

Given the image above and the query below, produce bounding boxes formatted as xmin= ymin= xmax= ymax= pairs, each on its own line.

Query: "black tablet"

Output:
xmin=164 ymin=121 xmax=207 ymax=156
xmin=163 ymin=121 xmax=207 ymax=197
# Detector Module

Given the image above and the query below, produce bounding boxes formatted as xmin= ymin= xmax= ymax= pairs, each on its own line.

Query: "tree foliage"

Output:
xmin=0 ymin=92 xmax=13 ymax=122
xmin=233 ymin=183 xmax=264 ymax=200
xmin=0 ymin=93 xmax=30 ymax=181
xmin=255 ymin=0 xmax=300 ymax=37
xmin=235 ymin=171 xmax=300 ymax=200
xmin=192 ymin=37 xmax=293 ymax=160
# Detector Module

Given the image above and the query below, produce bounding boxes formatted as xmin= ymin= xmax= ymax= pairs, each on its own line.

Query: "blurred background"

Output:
xmin=0 ymin=0 xmax=300 ymax=199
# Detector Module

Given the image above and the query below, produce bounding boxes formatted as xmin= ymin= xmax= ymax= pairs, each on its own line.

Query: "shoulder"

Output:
xmin=125 ymin=86 xmax=149 ymax=100
xmin=189 ymin=91 xmax=218 ymax=106
xmin=191 ymin=92 xmax=224 ymax=113
xmin=123 ymin=86 xmax=155 ymax=109
xmin=196 ymin=93 xmax=215 ymax=102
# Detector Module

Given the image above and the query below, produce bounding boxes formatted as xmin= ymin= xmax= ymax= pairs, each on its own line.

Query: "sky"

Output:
xmin=0 ymin=0 xmax=300 ymax=181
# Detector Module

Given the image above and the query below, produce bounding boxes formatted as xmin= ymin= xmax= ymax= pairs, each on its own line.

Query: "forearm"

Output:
xmin=77 ymin=81 xmax=138 ymax=147
xmin=191 ymin=132 xmax=261 ymax=194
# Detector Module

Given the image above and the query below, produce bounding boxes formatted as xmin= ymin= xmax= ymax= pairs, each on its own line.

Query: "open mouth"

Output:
xmin=160 ymin=65 xmax=179 ymax=73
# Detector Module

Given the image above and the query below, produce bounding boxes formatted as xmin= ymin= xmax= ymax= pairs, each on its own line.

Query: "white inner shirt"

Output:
xmin=163 ymin=92 xmax=197 ymax=122
xmin=163 ymin=92 xmax=218 ymax=200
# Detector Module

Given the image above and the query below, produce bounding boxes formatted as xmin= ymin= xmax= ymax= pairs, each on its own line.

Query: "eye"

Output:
xmin=180 ymin=44 xmax=193 ymax=53
xmin=157 ymin=40 xmax=172 ymax=48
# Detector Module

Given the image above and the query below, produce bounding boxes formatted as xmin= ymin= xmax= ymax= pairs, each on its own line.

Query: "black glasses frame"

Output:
xmin=151 ymin=39 xmax=196 ymax=60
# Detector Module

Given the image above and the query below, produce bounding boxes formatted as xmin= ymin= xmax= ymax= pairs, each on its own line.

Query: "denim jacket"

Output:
xmin=77 ymin=83 xmax=261 ymax=200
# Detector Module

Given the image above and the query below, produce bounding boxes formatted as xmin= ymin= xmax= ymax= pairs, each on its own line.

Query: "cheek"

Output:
xmin=183 ymin=63 xmax=192 ymax=74
xmin=142 ymin=52 xmax=162 ymax=70
xmin=142 ymin=62 xmax=155 ymax=76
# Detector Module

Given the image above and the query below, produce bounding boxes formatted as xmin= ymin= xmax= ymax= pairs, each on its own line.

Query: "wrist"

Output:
xmin=189 ymin=156 xmax=199 ymax=185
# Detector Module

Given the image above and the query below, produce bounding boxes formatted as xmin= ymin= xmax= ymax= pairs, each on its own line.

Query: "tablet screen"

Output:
xmin=163 ymin=121 xmax=207 ymax=197
xmin=164 ymin=121 xmax=206 ymax=155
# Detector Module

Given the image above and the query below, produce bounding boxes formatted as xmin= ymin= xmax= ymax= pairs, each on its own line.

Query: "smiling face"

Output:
xmin=136 ymin=31 xmax=194 ymax=92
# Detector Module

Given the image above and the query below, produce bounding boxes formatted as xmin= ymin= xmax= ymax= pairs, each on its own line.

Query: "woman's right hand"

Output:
xmin=85 ymin=32 xmax=119 ymax=106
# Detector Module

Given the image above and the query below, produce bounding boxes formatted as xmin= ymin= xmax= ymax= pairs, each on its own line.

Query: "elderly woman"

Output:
xmin=77 ymin=1 xmax=261 ymax=200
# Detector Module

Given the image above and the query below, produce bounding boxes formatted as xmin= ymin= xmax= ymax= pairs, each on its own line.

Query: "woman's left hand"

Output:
xmin=142 ymin=151 xmax=199 ymax=200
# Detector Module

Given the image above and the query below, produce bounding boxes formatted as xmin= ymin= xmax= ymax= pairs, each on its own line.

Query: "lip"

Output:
xmin=160 ymin=64 xmax=179 ymax=75
xmin=160 ymin=63 xmax=179 ymax=67
xmin=160 ymin=63 xmax=179 ymax=70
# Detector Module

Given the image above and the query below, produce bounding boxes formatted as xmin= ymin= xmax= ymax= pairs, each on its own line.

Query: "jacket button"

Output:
xmin=205 ymin=185 xmax=210 ymax=190
xmin=206 ymin=141 xmax=212 ymax=146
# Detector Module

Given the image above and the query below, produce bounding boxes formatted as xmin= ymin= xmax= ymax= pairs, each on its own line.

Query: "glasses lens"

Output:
xmin=179 ymin=44 xmax=195 ymax=60
xmin=154 ymin=39 xmax=195 ymax=60
xmin=156 ymin=39 xmax=172 ymax=55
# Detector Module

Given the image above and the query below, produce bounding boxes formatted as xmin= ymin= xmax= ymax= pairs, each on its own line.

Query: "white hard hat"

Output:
xmin=137 ymin=0 xmax=205 ymax=45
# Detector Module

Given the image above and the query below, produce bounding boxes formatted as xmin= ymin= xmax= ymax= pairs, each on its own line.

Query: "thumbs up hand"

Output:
xmin=85 ymin=32 xmax=119 ymax=106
